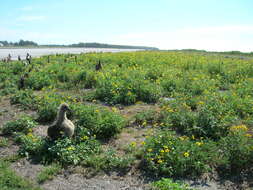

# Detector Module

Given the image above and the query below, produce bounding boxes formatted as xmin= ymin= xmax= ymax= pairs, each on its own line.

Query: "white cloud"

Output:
xmin=17 ymin=16 xmax=46 ymax=22
xmin=113 ymin=25 xmax=253 ymax=52
xmin=0 ymin=27 xmax=65 ymax=43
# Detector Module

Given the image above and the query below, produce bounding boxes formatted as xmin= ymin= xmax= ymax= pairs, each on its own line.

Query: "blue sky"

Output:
xmin=0 ymin=0 xmax=253 ymax=51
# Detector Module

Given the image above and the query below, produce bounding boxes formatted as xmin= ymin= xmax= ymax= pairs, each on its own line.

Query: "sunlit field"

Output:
xmin=1 ymin=51 xmax=253 ymax=189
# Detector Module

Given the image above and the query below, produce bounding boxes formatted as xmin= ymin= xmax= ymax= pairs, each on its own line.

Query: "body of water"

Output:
xmin=0 ymin=48 xmax=140 ymax=60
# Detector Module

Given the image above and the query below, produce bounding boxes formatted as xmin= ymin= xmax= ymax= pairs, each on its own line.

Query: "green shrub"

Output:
xmin=18 ymin=134 xmax=101 ymax=165
xmin=219 ymin=125 xmax=253 ymax=173
xmin=143 ymin=131 xmax=218 ymax=177
xmin=160 ymin=94 xmax=238 ymax=140
xmin=2 ymin=115 xmax=37 ymax=135
xmin=26 ymin=73 xmax=52 ymax=90
xmin=83 ymin=149 xmax=134 ymax=173
xmin=10 ymin=90 xmax=37 ymax=109
xmin=37 ymin=103 xmax=58 ymax=123
xmin=95 ymin=76 xmax=162 ymax=105
xmin=74 ymin=104 xmax=126 ymax=140
xmin=151 ymin=178 xmax=195 ymax=190
xmin=133 ymin=109 xmax=159 ymax=126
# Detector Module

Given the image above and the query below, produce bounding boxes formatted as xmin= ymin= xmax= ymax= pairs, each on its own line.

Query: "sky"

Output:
xmin=0 ymin=0 xmax=253 ymax=52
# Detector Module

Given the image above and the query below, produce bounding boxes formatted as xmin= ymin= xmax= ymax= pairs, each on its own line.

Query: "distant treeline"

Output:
xmin=170 ymin=49 xmax=253 ymax=56
xmin=68 ymin=42 xmax=158 ymax=50
xmin=0 ymin=40 xmax=158 ymax=50
xmin=0 ymin=40 xmax=38 ymax=47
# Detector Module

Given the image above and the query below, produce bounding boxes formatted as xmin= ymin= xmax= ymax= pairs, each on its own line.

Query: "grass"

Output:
xmin=151 ymin=178 xmax=195 ymax=190
xmin=0 ymin=159 xmax=41 ymax=190
xmin=0 ymin=137 xmax=9 ymax=147
xmin=36 ymin=163 xmax=61 ymax=184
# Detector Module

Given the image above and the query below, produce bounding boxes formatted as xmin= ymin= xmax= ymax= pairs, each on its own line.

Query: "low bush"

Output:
xmin=142 ymin=131 xmax=219 ymax=177
xmin=151 ymin=178 xmax=195 ymax=190
xmin=2 ymin=115 xmax=37 ymax=135
xmin=26 ymin=72 xmax=52 ymax=90
xmin=218 ymin=125 xmax=253 ymax=173
xmin=10 ymin=90 xmax=37 ymax=109
xmin=74 ymin=104 xmax=126 ymax=140
xmin=18 ymin=134 xmax=101 ymax=165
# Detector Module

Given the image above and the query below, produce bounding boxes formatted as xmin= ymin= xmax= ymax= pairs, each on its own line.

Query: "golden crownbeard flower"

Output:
xmin=147 ymin=148 xmax=153 ymax=152
xmin=195 ymin=142 xmax=203 ymax=146
xmin=183 ymin=152 xmax=190 ymax=157
xmin=164 ymin=148 xmax=170 ymax=153
xmin=230 ymin=124 xmax=248 ymax=132
xmin=130 ymin=142 xmax=137 ymax=147
xmin=67 ymin=146 xmax=75 ymax=151
xmin=82 ymin=136 xmax=89 ymax=141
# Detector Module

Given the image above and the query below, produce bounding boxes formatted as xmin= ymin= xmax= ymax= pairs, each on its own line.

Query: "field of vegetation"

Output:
xmin=0 ymin=51 xmax=253 ymax=189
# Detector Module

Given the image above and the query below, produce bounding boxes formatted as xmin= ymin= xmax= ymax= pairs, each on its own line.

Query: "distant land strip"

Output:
xmin=0 ymin=40 xmax=159 ymax=50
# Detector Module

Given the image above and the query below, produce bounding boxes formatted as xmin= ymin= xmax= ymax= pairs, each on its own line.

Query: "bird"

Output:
xmin=47 ymin=103 xmax=75 ymax=140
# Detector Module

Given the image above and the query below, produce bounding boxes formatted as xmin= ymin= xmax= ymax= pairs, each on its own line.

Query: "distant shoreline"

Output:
xmin=0 ymin=47 xmax=142 ymax=60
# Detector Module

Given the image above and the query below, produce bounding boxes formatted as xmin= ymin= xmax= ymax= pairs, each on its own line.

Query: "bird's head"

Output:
xmin=59 ymin=103 xmax=71 ymax=112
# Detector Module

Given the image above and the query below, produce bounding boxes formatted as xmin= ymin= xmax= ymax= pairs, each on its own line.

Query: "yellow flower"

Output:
xmin=198 ymin=101 xmax=204 ymax=105
xmin=165 ymin=148 xmax=170 ymax=153
xmin=192 ymin=135 xmax=195 ymax=140
xmin=130 ymin=142 xmax=137 ymax=147
xmin=157 ymin=159 xmax=163 ymax=164
xmin=245 ymin=133 xmax=252 ymax=138
xmin=28 ymin=128 xmax=33 ymax=133
xmin=27 ymin=133 xmax=33 ymax=138
xmin=160 ymin=149 xmax=165 ymax=153
xmin=127 ymin=91 xmax=132 ymax=96
xmin=166 ymin=107 xmax=174 ymax=112
xmin=141 ymin=141 xmax=146 ymax=145
xmin=95 ymin=109 xmax=100 ymax=113
xmin=67 ymin=146 xmax=75 ymax=151
xmin=230 ymin=125 xmax=248 ymax=132
xmin=153 ymin=123 xmax=158 ymax=127
xmin=111 ymin=107 xmax=118 ymax=112
xmin=82 ymin=136 xmax=89 ymax=140
xmin=195 ymin=142 xmax=203 ymax=146
xmin=179 ymin=136 xmax=188 ymax=141
xmin=183 ymin=152 xmax=190 ymax=157
xmin=142 ymin=121 xmax=147 ymax=126
xmin=147 ymin=148 xmax=153 ymax=152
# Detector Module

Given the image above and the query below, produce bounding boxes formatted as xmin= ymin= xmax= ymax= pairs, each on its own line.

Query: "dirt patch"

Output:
xmin=0 ymin=97 xmax=36 ymax=128
xmin=119 ymin=103 xmax=160 ymax=119
xmin=41 ymin=173 xmax=150 ymax=190
xmin=110 ymin=126 xmax=155 ymax=152
xmin=0 ymin=141 xmax=19 ymax=158
xmin=11 ymin=158 xmax=44 ymax=182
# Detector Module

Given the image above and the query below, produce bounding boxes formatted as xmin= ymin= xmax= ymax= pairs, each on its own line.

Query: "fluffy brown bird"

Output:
xmin=47 ymin=103 xmax=75 ymax=140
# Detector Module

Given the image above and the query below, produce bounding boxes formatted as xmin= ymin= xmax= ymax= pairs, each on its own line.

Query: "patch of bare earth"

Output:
xmin=42 ymin=173 xmax=150 ymax=190
xmin=0 ymin=96 xmax=36 ymax=128
xmin=0 ymin=138 xmax=19 ymax=157
xmin=11 ymin=158 xmax=45 ymax=182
